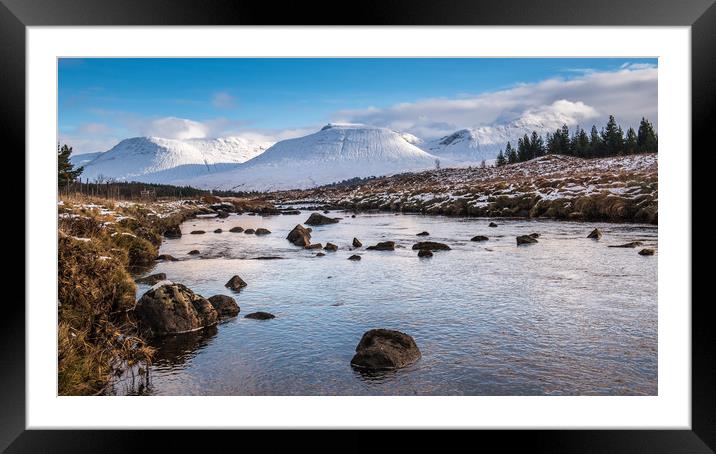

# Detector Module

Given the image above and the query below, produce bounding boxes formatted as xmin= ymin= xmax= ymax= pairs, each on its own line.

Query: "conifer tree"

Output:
xmin=602 ymin=115 xmax=624 ymax=155
xmin=517 ymin=135 xmax=531 ymax=162
xmin=58 ymin=144 xmax=83 ymax=186
xmin=637 ymin=117 xmax=658 ymax=153
xmin=505 ymin=141 xmax=518 ymax=164
xmin=530 ymin=130 xmax=545 ymax=158
xmin=625 ymin=127 xmax=638 ymax=154
xmin=496 ymin=149 xmax=507 ymax=167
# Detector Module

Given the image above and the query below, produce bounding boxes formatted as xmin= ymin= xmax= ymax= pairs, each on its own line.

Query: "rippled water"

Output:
xmin=125 ymin=211 xmax=657 ymax=396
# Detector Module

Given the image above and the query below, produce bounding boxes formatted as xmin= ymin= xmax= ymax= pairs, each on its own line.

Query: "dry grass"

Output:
xmin=57 ymin=196 xmax=202 ymax=395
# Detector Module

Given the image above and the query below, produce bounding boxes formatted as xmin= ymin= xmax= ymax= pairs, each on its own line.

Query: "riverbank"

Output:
xmin=57 ymin=195 xmax=277 ymax=395
xmin=267 ymin=154 xmax=658 ymax=224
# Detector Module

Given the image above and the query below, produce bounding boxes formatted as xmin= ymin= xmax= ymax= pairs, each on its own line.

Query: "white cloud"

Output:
xmin=140 ymin=117 xmax=210 ymax=140
xmin=211 ymin=91 xmax=236 ymax=109
xmin=336 ymin=66 xmax=657 ymax=139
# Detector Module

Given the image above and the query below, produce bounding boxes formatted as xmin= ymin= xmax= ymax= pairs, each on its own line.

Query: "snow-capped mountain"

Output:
xmin=179 ymin=123 xmax=442 ymax=192
xmin=79 ymin=136 xmax=272 ymax=183
xmin=422 ymin=121 xmax=553 ymax=163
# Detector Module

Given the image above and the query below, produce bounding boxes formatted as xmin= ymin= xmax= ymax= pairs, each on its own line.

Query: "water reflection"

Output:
xmin=149 ymin=325 xmax=219 ymax=369
xmin=126 ymin=211 xmax=657 ymax=396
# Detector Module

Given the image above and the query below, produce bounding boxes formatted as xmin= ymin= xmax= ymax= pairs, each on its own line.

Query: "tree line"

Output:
xmin=495 ymin=116 xmax=657 ymax=166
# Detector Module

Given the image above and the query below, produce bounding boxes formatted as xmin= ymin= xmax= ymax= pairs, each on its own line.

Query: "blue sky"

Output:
xmin=58 ymin=58 xmax=658 ymax=154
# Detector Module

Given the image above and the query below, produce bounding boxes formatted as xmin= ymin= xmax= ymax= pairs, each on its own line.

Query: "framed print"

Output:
xmin=4 ymin=0 xmax=712 ymax=450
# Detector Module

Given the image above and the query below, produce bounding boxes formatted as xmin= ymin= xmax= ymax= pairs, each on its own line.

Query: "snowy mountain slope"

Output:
xmin=179 ymin=123 xmax=443 ymax=192
xmin=422 ymin=121 xmax=552 ymax=163
xmin=69 ymin=151 xmax=104 ymax=167
xmin=79 ymin=136 xmax=272 ymax=182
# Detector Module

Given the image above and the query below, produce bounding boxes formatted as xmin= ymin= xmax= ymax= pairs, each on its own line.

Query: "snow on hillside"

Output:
xmin=422 ymin=122 xmax=551 ymax=163
xmin=79 ymin=136 xmax=272 ymax=183
xmin=180 ymin=123 xmax=443 ymax=192
xmin=70 ymin=151 xmax=104 ymax=167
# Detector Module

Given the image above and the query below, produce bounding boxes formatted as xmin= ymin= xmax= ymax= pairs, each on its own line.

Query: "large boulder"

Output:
xmin=163 ymin=225 xmax=182 ymax=239
xmin=324 ymin=242 xmax=338 ymax=252
xmin=135 ymin=283 xmax=218 ymax=336
xmin=350 ymin=329 xmax=421 ymax=370
xmin=412 ymin=241 xmax=451 ymax=251
xmin=225 ymin=275 xmax=247 ymax=291
xmin=488 ymin=222 xmax=498 ymax=227
xmin=136 ymin=272 xmax=167 ymax=285
xmin=255 ymin=228 xmax=271 ymax=235
xmin=471 ymin=235 xmax=489 ymax=242
xmin=366 ymin=241 xmax=395 ymax=251
xmin=587 ymin=228 xmax=602 ymax=239
xmin=516 ymin=235 xmax=538 ymax=245
xmin=244 ymin=228 xmax=256 ymax=234
xmin=229 ymin=226 xmax=244 ymax=233
xmin=305 ymin=212 xmax=340 ymax=226
xmin=208 ymin=295 xmax=240 ymax=318
xmin=287 ymin=224 xmax=311 ymax=247
xmin=638 ymin=248 xmax=655 ymax=256
xmin=352 ymin=238 xmax=363 ymax=248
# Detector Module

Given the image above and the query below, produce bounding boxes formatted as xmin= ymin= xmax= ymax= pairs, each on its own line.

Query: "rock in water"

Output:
xmin=412 ymin=241 xmax=451 ymax=251
xmin=245 ymin=311 xmax=275 ymax=320
xmin=305 ymin=212 xmax=340 ymax=226
xmin=214 ymin=228 xmax=223 ymax=233
xmin=229 ymin=226 xmax=244 ymax=233
xmin=470 ymin=235 xmax=488 ymax=242
xmin=163 ymin=225 xmax=182 ymax=239
xmin=416 ymin=231 xmax=430 ymax=236
xmin=244 ymin=229 xmax=256 ymax=234
xmin=225 ymin=275 xmax=247 ymax=291
xmin=208 ymin=295 xmax=240 ymax=318
xmin=350 ymin=329 xmax=421 ymax=370
xmin=255 ymin=228 xmax=271 ymax=235
xmin=190 ymin=230 xmax=206 ymax=234
xmin=529 ymin=233 xmax=540 ymax=239
xmin=366 ymin=241 xmax=396 ymax=251
xmin=316 ymin=252 xmax=326 ymax=257
xmin=638 ymin=248 xmax=655 ymax=256
xmin=352 ymin=238 xmax=363 ymax=248
xmin=287 ymin=224 xmax=312 ymax=247
xmin=348 ymin=254 xmax=361 ymax=261
xmin=188 ymin=250 xmax=200 ymax=255
xmin=217 ymin=210 xmax=230 ymax=218
xmin=587 ymin=228 xmax=602 ymax=239
xmin=516 ymin=235 xmax=538 ymax=245
xmin=609 ymin=241 xmax=644 ymax=248
xmin=135 ymin=283 xmax=218 ymax=336
xmin=136 ymin=273 xmax=167 ymax=285
xmin=418 ymin=249 xmax=433 ymax=258
xmin=305 ymin=243 xmax=323 ymax=250
xmin=324 ymin=242 xmax=338 ymax=252
xmin=156 ymin=254 xmax=178 ymax=261
xmin=488 ymin=222 xmax=498 ymax=227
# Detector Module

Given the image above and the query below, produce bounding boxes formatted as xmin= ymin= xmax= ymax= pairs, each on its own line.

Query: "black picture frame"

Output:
xmin=4 ymin=0 xmax=711 ymax=450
